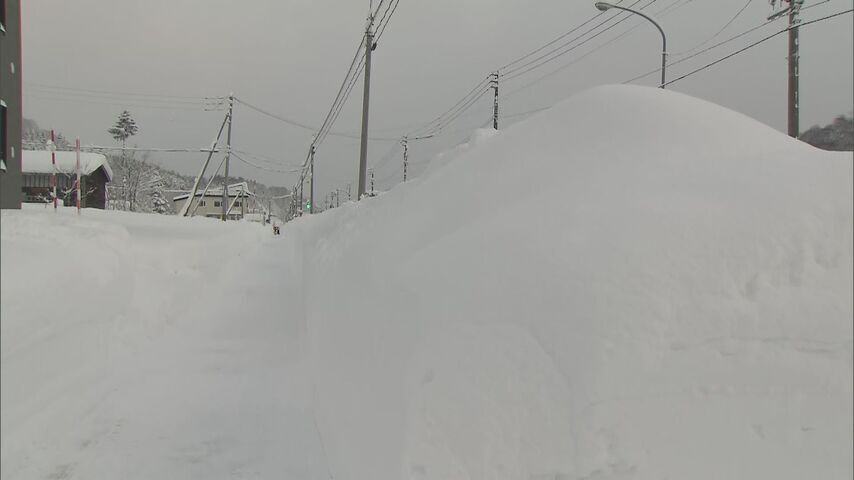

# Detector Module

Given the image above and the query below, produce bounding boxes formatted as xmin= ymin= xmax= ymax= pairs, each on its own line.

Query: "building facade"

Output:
xmin=172 ymin=191 xmax=250 ymax=220
xmin=0 ymin=0 xmax=22 ymax=209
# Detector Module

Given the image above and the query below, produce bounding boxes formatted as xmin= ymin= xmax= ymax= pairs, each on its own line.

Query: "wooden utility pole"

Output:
xmin=402 ymin=137 xmax=408 ymax=182
xmin=310 ymin=144 xmax=316 ymax=214
xmin=75 ymin=137 xmax=81 ymax=214
xmin=49 ymin=130 xmax=57 ymax=211
xmin=787 ymin=0 xmax=802 ymax=138
xmin=222 ymin=93 xmax=234 ymax=221
xmin=358 ymin=18 xmax=375 ymax=199
xmin=491 ymin=72 xmax=499 ymax=130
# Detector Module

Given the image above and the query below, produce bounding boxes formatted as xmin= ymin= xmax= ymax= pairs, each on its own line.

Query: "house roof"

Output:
xmin=22 ymin=150 xmax=113 ymax=181
xmin=172 ymin=183 xmax=254 ymax=202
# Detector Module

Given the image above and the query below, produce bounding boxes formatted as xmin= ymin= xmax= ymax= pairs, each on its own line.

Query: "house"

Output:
xmin=0 ymin=0 xmax=22 ymax=209
xmin=172 ymin=183 xmax=253 ymax=220
xmin=21 ymin=150 xmax=113 ymax=209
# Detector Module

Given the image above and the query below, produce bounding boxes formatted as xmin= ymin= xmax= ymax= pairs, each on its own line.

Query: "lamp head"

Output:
xmin=594 ymin=2 xmax=613 ymax=11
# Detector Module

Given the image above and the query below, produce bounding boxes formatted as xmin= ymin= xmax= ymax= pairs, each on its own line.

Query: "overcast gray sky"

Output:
xmin=21 ymin=0 xmax=854 ymax=199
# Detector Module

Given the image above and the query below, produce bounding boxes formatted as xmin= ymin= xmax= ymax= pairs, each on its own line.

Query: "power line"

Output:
xmin=375 ymin=0 xmax=402 ymax=42
xmin=501 ymin=0 xmax=654 ymax=82
xmin=663 ymin=8 xmax=853 ymax=87
xmin=230 ymin=151 xmax=304 ymax=174
xmin=407 ymin=76 xmax=491 ymax=137
xmin=231 ymin=149 xmax=304 ymax=168
xmin=500 ymin=0 xmax=650 ymax=80
xmin=668 ymin=0 xmax=754 ymax=56
xmin=314 ymin=38 xmax=369 ymax=148
xmin=23 ymin=81 xmax=210 ymax=100
xmin=317 ymin=57 xmax=368 ymax=145
xmin=23 ymin=92 xmax=209 ymax=111
xmin=622 ymin=13 xmax=782 ymax=83
xmin=25 ymin=85 xmax=209 ymax=106
xmin=503 ymin=0 xmax=690 ymax=97
xmin=234 ymin=97 xmax=319 ymax=132
xmin=498 ymin=3 xmax=619 ymax=71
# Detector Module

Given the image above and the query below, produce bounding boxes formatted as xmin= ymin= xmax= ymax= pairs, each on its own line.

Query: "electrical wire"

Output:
xmin=669 ymin=0 xmax=754 ymax=56
xmin=622 ymin=10 xmax=784 ymax=84
xmin=664 ymin=8 xmax=853 ymax=86
xmin=23 ymin=82 xmax=209 ymax=100
xmin=231 ymin=149 xmax=305 ymax=168
xmin=498 ymin=1 xmax=624 ymax=71
xmin=503 ymin=0 xmax=690 ymax=97
xmin=375 ymin=0 xmax=401 ymax=42
xmin=25 ymin=85 xmax=208 ymax=106
xmin=500 ymin=0 xmax=649 ymax=79
xmin=230 ymin=151 xmax=304 ymax=174
xmin=500 ymin=0 xmax=653 ymax=82
xmin=23 ymin=92 xmax=208 ymax=111
xmin=407 ymin=76 xmax=491 ymax=137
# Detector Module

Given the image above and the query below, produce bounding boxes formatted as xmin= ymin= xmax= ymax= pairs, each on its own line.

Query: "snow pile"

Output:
xmin=290 ymin=85 xmax=853 ymax=480
xmin=22 ymin=150 xmax=114 ymax=180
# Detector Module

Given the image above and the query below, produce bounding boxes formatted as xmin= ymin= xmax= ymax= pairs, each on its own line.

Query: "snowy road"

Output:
xmin=1 ymin=208 xmax=329 ymax=480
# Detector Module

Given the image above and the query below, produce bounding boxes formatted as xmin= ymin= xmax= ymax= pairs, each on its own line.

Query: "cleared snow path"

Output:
xmin=1 ymin=207 xmax=327 ymax=480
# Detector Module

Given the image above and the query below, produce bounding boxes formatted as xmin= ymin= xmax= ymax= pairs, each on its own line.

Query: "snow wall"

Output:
xmin=287 ymin=85 xmax=853 ymax=480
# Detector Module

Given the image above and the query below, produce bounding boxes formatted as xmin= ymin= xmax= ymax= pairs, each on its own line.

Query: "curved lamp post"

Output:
xmin=594 ymin=2 xmax=667 ymax=88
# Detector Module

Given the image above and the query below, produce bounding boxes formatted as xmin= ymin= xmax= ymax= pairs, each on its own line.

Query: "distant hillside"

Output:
xmin=800 ymin=114 xmax=853 ymax=151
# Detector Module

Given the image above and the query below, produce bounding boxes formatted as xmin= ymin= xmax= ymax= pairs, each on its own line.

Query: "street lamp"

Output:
xmin=594 ymin=1 xmax=667 ymax=88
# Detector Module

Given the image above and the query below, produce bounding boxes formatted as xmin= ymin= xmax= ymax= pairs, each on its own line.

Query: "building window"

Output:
xmin=214 ymin=201 xmax=221 ymax=207
xmin=234 ymin=201 xmax=241 ymax=207
xmin=199 ymin=200 xmax=206 ymax=207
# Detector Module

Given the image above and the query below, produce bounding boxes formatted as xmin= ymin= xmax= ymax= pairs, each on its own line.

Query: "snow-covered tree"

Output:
xmin=108 ymin=110 xmax=139 ymax=149
xmin=800 ymin=114 xmax=853 ymax=151
xmin=149 ymin=169 xmax=169 ymax=214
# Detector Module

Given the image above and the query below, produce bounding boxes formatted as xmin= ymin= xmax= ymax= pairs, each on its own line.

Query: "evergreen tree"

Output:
xmin=150 ymin=169 xmax=169 ymax=214
xmin=108 ymin=110 xmax=139 ymax=149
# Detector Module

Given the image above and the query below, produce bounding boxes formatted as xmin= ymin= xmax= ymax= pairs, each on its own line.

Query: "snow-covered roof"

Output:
xmin=22 ymin=150 xmax=113 ymax=181
xmin=172 ymin=183 xmax=254 ymax=202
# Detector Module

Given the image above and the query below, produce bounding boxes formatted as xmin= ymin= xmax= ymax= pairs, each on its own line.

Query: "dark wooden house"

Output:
xmin=21 ymin=150 xmax=113 ymax=208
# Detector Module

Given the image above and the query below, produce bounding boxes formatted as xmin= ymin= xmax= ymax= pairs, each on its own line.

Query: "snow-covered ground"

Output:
xmin=2 ymin=85 xmax=852 ymax=480
xmin=1 ymin=208 xmax=327 ymax=479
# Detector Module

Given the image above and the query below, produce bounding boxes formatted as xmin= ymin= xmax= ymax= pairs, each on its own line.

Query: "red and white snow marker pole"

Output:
xmin=49 ymin=130 xmax=57 ymax=211
xmin=76 ymin=137 xmax=81 ymax=215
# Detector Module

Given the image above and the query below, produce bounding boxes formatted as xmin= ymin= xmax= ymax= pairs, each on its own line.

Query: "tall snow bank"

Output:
xmin=290 ymin=85 xmax=853 ymax=480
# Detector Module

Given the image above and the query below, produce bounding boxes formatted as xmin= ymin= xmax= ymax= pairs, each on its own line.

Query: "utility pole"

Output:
xmin=787 ymin=0 xmax=802 ymax=138
xmin=75 ymin=137 xmax=81 ymax=215
xmin=402 ymin=137 xmax=409 ymax=182
xmin=358 ymin=16 xmax=376 ymax=199
xmin=222 ymin=93 xmax=234 ymax=221
xmin=49 ymin=130 xmax=57 ymax=211
xmin=298 ymin=178 xmax=304 ymax=217
xmin=769 ymin=1 xmax=802 ymax=137
xmin=309 ymin=144 xmax=316 ymax=214
xmin=491 ymin=71 xmax=499 ymax=130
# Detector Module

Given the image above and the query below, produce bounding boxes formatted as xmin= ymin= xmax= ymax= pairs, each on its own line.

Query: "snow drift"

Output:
xmin=288 ymin=85 xmax=853 ymax=480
